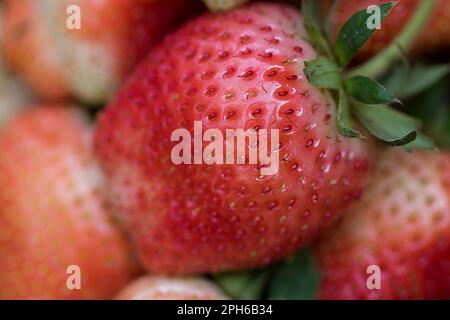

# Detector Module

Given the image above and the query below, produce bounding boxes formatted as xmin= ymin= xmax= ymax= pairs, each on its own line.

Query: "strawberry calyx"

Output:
xmin=302 ymin=0 xmax=441 ymax=150
xmin=215 ymin=247 xmax=320 ymax=300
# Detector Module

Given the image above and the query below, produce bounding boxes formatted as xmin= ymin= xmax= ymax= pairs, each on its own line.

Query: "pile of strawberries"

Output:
xmin=0 ymin=0 xmax=449 ymax=300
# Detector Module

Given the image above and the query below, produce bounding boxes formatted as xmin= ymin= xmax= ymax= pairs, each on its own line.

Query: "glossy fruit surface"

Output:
xmin=96 ymin=3 xmax=374 ymax=274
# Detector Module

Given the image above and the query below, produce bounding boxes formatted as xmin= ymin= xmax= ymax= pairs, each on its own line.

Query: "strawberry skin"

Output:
xmin=116 ymin=276 xmax=228 ymax=300
xmin=0 ymin=106 xmax=139 ymax=299
xmin=316 ymin=149 xmax=450 ymax=299
xmin=326 ymin=0 xmax=450 ymax=60
xmin=1 ymin=0 xmax=202 ymax=103
xmin=95 ymin=3 xmax=374 ymax=274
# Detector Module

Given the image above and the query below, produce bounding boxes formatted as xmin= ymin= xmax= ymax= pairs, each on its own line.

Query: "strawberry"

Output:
xmin=315 ymin=149 xmax=450 ymax=299
xmin=0 ymin=106 xmax=139 ymax=299
xmin=325 ymin=0 xmax=450 ymax=60
xmin=95 ymin=3 xmax=375 ymax=275
xmin=1 ymin=0 xmax=202 ymax=103
xmin=116 ymin=276 xmax=228 ymax=300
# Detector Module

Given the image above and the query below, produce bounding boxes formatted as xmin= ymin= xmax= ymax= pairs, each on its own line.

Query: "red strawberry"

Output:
xmin=326 ymin=0 xmax=450 ymax=60
xmin=95 ymin=3 xmax=375 ymax=274
xmin=315 ymin=149 xmax=450 ymax=300
xmin=0 ymin=106 xmax=139 ymax=299
xmin=116 ymin=276 xmax=228 ymax=300
xmin=1 ymin=0 xmax=202 ymax=103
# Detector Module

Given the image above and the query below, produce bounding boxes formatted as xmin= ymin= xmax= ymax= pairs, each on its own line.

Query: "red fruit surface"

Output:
xmin=326 ymin=0 xmax=450 ymax=60
xmin=1 ymin=0 xmax=202 ymax=103
xmin=116 ymin=276 xmax=228 ymax=300
xmin=95 ymin=3 xmax=374 ymax=274
xmin=316 ymin=149 xmax=450 ymax=300
xmin=0 ymin=106 xmax=139 ymax=299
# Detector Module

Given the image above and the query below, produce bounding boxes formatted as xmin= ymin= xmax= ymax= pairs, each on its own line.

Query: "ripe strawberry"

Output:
xmin=1 ymin=0 xmax=202 ymax=103
xmin=116 ymin=276 xmax=228 ymax=300
xmin=95 ymin=3 xmax=374 ymax=274
xmin=0 ymin=106 xmax=139 ymax=299
xmin=315 ymin=149 xmax=450 ymax=299
xmin=326 ymin=0 xmax=450 ymax=60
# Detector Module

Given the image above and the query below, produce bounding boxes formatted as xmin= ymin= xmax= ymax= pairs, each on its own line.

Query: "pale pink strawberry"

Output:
xmin=116 ymin=276 xmax=228 ymax=300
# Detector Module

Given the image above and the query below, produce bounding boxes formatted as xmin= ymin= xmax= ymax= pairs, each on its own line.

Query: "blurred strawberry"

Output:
xmin=1 ymin=0 xmax=202 ymax=104
xmin=116 ymin=276 xmax=228 ymax=300
xmin=326 ymin=0 xmax=450 ymax=60
xmin=95 ymin=3 xmax=375 ymax=275
xmin=316 ymin=149 xmax=450 ymax=299
xmin=0 ymin=106 xmax=139 ymax=299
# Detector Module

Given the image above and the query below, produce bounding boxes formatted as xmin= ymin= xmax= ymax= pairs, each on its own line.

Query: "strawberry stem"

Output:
xmin=347 ymin=0 xmax=437 ymax=79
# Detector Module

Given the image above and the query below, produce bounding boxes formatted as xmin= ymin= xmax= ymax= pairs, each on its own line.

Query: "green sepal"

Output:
xmin=267 ymin=247 xmax=321 ymax=300
xmin=337 ymin=89 xmax=364 ymax=138
xmin=345 ymin=75 xmax=400 ymax=105
xmin=334 ymin=2 xmax=397 ymax=66
xmin=304 ymin=57 xmax=342 ymax=89
xmin=353 ymin=102 xmax=421 ymax=146
xmin=213 ymin=270 xmax=271 ymax=300
xmin=403 ymin=133 xmax=437 ymax=151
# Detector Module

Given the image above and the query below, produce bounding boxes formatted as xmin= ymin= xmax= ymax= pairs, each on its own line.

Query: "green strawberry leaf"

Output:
xmin=337 ymin=89 xmax=364 ymax=138
xmin=353 ymin=102 xmax=421 ymax=146
xmin=345 ymin=75 xmax=400 ymax=105
xmin=334 ymin=2 xmax=397 ymax=66
xmin=304 ymin=57 xmax=342 ymax=89
xmin=301 ymin=0 xmax=333 ymax=58
xmin=267 ymin=247 xmax=321 ymax=300
xmin=214 ymin=270 xmax=271 ymax=300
